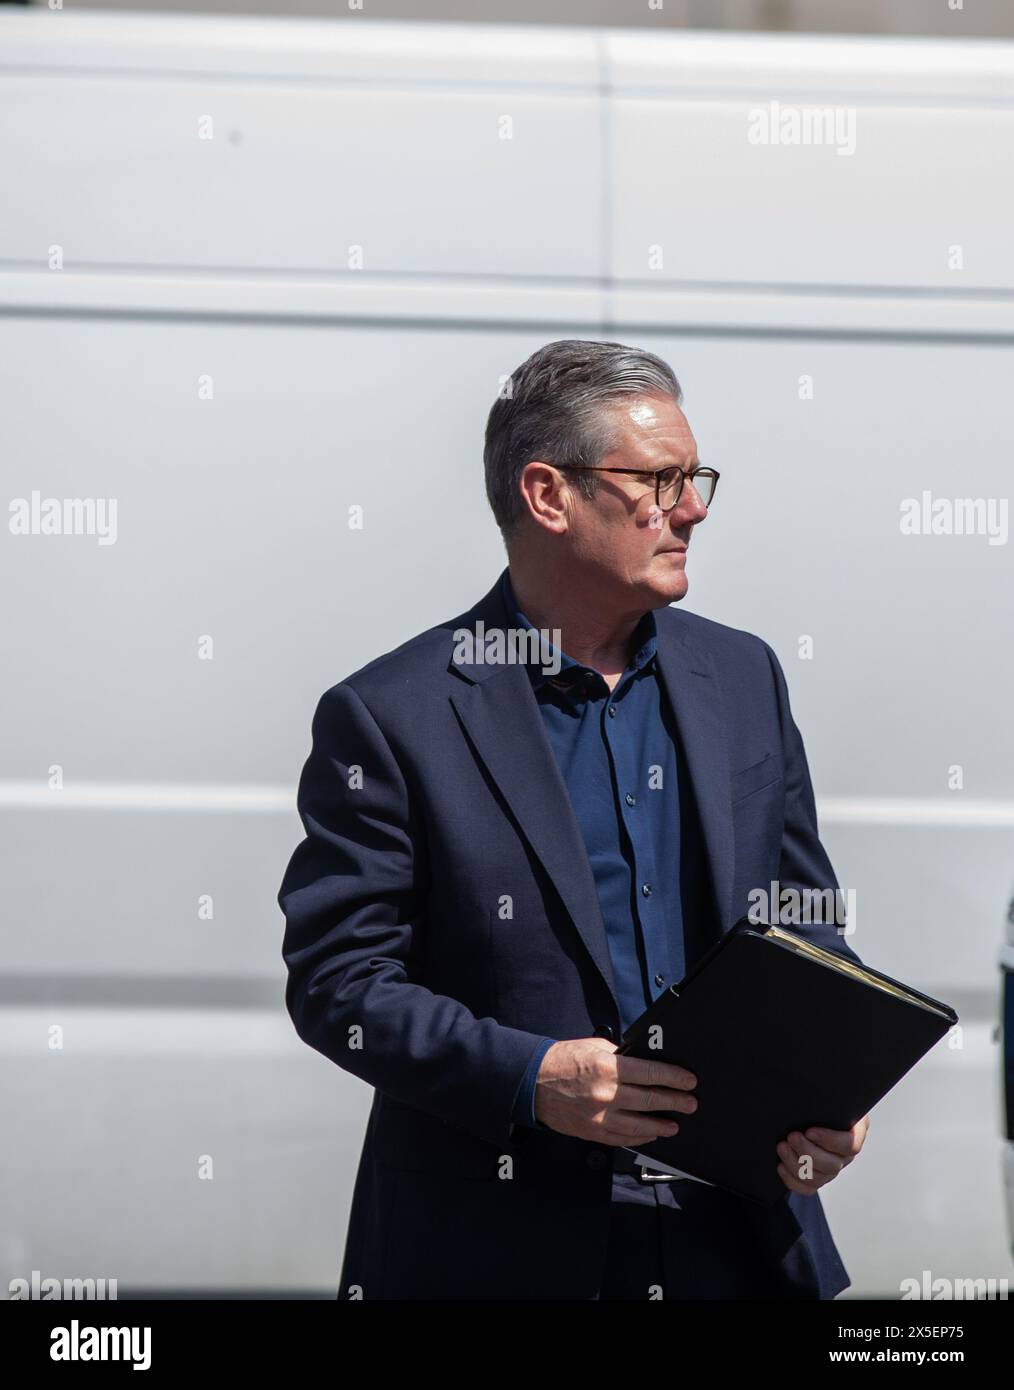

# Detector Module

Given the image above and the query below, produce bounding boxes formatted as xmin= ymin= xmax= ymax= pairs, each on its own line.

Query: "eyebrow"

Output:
xmin=640 ymin=459 xmax=701 ymax=473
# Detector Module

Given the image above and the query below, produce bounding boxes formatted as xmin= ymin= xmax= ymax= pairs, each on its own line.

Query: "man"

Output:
xmin=278 ymin=338 xmax=868 ymax=1300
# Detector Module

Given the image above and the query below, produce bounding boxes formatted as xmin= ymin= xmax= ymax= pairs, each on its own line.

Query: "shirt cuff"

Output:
xmin=510 ymin=1037 xmax=556 ymax=1128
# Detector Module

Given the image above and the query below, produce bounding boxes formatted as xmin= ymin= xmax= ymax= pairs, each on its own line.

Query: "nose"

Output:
xmin=676 ymin=478 xmax=710 ymax=523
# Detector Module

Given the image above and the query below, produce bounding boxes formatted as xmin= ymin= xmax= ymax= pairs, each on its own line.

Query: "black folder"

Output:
xmin=614 ymin=919 xmax=958 ymax=1205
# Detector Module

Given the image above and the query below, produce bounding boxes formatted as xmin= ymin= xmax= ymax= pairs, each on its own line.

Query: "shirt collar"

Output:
xmin=497 ymin=567 xmax=657 ymax=692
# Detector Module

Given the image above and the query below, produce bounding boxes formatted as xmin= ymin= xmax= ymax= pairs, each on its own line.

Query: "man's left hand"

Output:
xmin=776 ymin=1114 xmax=869 ymax=1195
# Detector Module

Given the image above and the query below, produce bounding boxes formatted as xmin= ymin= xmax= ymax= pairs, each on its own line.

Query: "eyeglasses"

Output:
xmin=556 ymin=463 xmax=719 ymax=513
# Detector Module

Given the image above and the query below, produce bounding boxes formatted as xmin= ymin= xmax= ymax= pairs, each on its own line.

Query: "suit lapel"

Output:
xmin=446 ymin=575 xmax=617 ymax=1004
xmin=450 ymin=664 xmax=619 ymax=1003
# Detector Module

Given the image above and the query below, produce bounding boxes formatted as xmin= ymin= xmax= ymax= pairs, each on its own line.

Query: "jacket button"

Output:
xmin=593 ymin=1024 xmax=615 ymax=1041
xmin=585 ymin=1148 xmax=608 ymax=1170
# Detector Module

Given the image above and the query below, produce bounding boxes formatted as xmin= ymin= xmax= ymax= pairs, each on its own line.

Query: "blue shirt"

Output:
xmin=503 ymin=569 xmax=686 ymax=1130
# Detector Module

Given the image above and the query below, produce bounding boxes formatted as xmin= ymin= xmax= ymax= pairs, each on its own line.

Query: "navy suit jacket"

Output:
xmin=278 ymin=569 xmax=860 ymax=1300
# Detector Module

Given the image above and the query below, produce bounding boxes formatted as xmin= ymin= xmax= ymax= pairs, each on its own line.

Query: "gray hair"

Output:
xmin=483 ymin=338 xmax=683 ymax=538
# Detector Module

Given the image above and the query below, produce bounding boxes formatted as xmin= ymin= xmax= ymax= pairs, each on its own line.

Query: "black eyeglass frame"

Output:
xmin=555 ymin=463 xmax=720 ymax=513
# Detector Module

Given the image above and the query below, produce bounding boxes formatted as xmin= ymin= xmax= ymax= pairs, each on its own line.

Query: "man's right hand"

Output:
xmin=533 ymin=1037 xmax=697 ymax=1145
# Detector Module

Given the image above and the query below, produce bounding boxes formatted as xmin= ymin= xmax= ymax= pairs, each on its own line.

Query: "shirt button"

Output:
xmin=625 ymin=793 xmax=636 ymax=807
xmin=654 ymin=973 xmax=665 ymax=987
xmin=641 ymin=883 xmax=653 ymax=897
xmin=608 ymin=705 xmax=617 ymax=717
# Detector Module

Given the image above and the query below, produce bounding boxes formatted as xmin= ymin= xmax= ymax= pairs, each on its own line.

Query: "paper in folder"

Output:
xmin=614 ymin=919 xmax=958 ymax=1205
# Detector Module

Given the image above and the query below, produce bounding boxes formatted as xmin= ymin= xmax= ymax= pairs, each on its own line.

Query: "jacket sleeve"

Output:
xmin=278 ymin=680 xmax=552 ymax=1150
xmin=761 ymin=641 xmax=864 ymax=969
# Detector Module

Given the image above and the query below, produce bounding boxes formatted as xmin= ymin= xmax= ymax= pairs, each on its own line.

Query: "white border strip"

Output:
xmin=821 ymin=797 xmax=1014 ymax=828
xmin=1 ymin=14 xmax=1012 ymax=103
xmin=0 ymin=782 xmax=293 ymax=813
xmin=0 ymin=271 xmax=607 ymax=330
xmin=2 ymin=273 xmax=1013 ymax=338
xmin=2 ymin=782 xmax=1014 ymax=826
xmin=3 ymin=273 xmax=1012 ymax=338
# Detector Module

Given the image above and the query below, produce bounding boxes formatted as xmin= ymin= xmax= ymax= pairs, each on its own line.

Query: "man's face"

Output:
xmin=566 ymin=394 xmax=709 ymax=609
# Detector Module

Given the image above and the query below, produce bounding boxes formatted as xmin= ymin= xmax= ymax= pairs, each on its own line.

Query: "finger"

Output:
xmin=777 ymin=1141 xmax=825 ymax=1188
xmin=615 ymin=1055 xmax=697 ymax=1093
xmin=597 ymin=1110 xmax=682 ymax=1144
xmin=780 ymin=1133 xmax=843 ymax=1180
xmin=802 ymin=1121 xmax=866 ymax=1161
xmin=614 ymin=1081 xmax=699 ymax=1115
xmin=843 ymin=1113 xmax=870 ymax=1155
xmin=776 ymin=1161 xmax=824 ymax=1195
xmin=786 ymin=1131 xmax=844 ymax=1176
